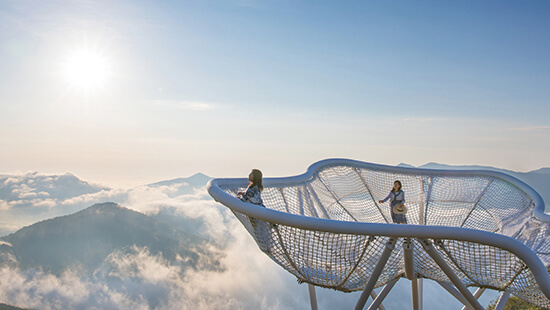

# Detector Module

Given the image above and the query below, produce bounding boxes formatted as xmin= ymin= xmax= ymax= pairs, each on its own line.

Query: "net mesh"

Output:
xmin=219 ymin=163 xmax=550 ymax=307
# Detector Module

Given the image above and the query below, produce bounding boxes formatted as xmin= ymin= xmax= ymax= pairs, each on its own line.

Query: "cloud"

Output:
xmin=0 ymin=201 xmax=11 ymax=212
xmin=0 ymin=172 xmax=127 ymax=235
xmin=0 ymin=213 xmax=489 ymax=309
xmin=0 ymin=209 xmax=302 ymax=309
xmin=403 ymin=117 xmax=448 ymax=123
xmin=0 ymin=266 xmax=146 ymax=310
xmin=59 ymin=189 xmax=128 ymax=207
xmin=31 ymin=198 xmax=57 ymax=208
xmin=118 ymin=184 xmax=235 ymax=244
xmin=0 ymin=171 xmax=209 ymax=235
xmin=0 ymin=172 xmax=108 ymax=206
xmin=153 ymin=100 xmax=216 ymax=112
xmin=506 ymin=126 xmax=550 ymax=132
xmin=105 ymin=246 xmax=179 ymax=284
xmin=0 ymin=178 xmax=314 ymax=309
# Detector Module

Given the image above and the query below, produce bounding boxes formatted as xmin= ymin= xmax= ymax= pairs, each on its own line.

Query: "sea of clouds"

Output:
xmin=0 ymin=172 xmax=501 ymax=309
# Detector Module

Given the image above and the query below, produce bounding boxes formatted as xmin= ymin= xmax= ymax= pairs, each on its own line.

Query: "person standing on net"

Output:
xmin=379 ymin=180 xmax=407 ymax=224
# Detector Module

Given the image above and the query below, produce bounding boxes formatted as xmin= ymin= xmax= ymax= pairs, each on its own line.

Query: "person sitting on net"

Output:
xmin=237 ymin=169 xmax=273 ymax=253
xmin=379 ymin=180 xmax=407 ymax=224
xmin=237 ymin=169 xmax=264 ymax=206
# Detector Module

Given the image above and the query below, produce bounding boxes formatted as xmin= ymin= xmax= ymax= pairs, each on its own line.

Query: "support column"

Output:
xmin=420 ymin=239 xmax=484 ymax=310
xmin=460 ymin=288 xmax=485 ymax=310
xmin=494 ymin=292 xmax=510 ymax=310
xmin=369 ymin=292 xmax=386 ymax=310
xmin=411 ymin=278 xmax=423 ymax=310
xmin=367 ymin=279 xmax=398 ymax=310
xmin=308 ymin=284 xmax=318 ymax=310
xmin=436 ymin=281 xmax=470 ymax=308
xmin=404 ymin=238 xmax=415 ymax=280
xmin=404 ymin=238 xmax=422 ymax=310
xmin=354 ymin=238 xmax=396 ymax=310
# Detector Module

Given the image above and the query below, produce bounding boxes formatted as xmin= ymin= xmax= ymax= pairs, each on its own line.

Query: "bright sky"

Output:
xmin=1 ymin=0 xmax=549 ymax=188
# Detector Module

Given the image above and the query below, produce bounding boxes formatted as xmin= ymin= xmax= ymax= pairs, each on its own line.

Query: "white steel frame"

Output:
xmin=207 ymin=158 xmax=550 ymax=309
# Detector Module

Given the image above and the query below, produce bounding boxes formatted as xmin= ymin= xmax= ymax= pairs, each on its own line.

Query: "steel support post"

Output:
xmin=404 ymin=238 xmax=415 ymax=280
xmin=436 ymin=281 xmax=470 ymax=308
xmin=472 ymin=287 xmax=485 ymax=299
xmin=354 ymin=238 xmax=396 ymax=310
xmin=369 ymin=292 xmax=386 ymax=310
xmin=404 ymin=238 xmax=422 ymax=310
xmin=421 ymin=239 xmax=484 ymax=310
xmin=494 ymin=292 xmax=510 ymax=310
xmin=308 ymin=284 xmax=318 ymax=310
xmin=460 ymin=288 xmax=485 ymax=310
xmin=411 ymin=278 xmax=423 ymax=310
xmin=367 ymin=279 xmax=398 ymax=310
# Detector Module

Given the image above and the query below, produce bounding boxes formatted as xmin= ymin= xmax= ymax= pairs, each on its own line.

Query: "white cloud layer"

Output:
xmin=153 ymin=100 xmax=216 ymax=112
xmin=0 ymin=184 xmax=317 ymax=309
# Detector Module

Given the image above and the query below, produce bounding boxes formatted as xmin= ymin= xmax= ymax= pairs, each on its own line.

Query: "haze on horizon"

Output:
xmin=1 ymin=0 xmax=549 ymax=188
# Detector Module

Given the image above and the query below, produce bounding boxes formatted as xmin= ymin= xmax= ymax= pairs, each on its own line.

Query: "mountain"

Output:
xmin=0 ymin=304 xmax=27 ymax=310
xmin=0 ymin=202 xmax=207 ymax=275
xmin=397 ymin=163 xmax=415 ymax=168
xmin=148 ymin=173 xmax=211 ymax=188
xmin=529 ymin=167 xmax=550 ymax=175
xmin=145 ymin=173 xmax=212 ymax=197
xmin=418 ymin=162 xmax=520 ymax=174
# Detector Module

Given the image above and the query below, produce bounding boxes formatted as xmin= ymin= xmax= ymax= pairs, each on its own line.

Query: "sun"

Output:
xmin=62 ymin=49 xmax=111 ymax=91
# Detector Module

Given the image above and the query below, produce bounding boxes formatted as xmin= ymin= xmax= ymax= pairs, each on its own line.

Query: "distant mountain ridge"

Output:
xmin=148 ymin=172 xmax=211 ymax=188
xmin=530 ymin=167 xmax=550 ymax=175
xmin=0 ymin=202 xmax=207 ymax=275
xmin=418 ymin=162 xmax=520 ymax=174
xmin=0 ymin=303 xmax=26 ymax=310
xmin=413 ymin=162 xmax=550 ymax=211
xmin=146 ymin=173 xmax=212 ymax=197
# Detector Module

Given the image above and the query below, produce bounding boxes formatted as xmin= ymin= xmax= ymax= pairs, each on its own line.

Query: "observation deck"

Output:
xmin=207 ymin=159 xmax=550 ymax=309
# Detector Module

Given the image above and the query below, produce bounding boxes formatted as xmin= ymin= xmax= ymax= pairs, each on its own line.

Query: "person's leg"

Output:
xmin=391 ymin=212 xmax=398 ymax=223
xmin=395 ymin=214 xmax=407 ymax=224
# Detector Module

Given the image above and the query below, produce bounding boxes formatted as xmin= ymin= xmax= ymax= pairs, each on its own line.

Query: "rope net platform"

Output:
xmin=207 ymin=159 xmax=550 ymax=309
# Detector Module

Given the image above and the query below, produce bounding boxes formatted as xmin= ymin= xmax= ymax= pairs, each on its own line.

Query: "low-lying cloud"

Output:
xmin=0 ymin=193 xmax=314 ymax=309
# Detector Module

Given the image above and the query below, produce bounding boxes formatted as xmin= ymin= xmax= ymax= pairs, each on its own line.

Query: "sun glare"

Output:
xmin=62 ymin=49 xmax=111 ymax=91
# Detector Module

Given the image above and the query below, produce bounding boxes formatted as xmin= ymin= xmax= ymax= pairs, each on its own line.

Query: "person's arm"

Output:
xmin=245 ymin=186 xmax=263 ymax=205
xmin=379 ymin=192 xmax=391 ymax=203
xmin=238 ymin=184 xmax=252 ymax=198
xmin=239 ymin=186 xmax=251 ymax=201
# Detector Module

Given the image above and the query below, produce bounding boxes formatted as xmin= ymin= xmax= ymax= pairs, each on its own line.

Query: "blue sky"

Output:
xmin=1 ymin=0 xmax=549 ymax=187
